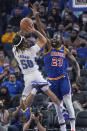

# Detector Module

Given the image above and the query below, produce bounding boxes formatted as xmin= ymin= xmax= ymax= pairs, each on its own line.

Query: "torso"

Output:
xmin=44 ymin=45 xmax=68 ymax=78
xmin=12 ymin=44 xmax=40 ymax=75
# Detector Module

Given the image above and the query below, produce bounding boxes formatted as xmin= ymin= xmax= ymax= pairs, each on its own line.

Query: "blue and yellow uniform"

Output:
xmin=12 ymin=107 xmax=31 ymax=128
xmin=44 ymin=44 xmax=71 ymax=100
xmin=2 ymin=81 xmax=23 ymax=98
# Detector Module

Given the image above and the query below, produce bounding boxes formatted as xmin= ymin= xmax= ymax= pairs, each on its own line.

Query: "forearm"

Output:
xmin=23 ymin=119 xmax=32 ymax=131
xmin=35 ymin=14 xmax=51 ymax=48
xmin=12 ymin=107 xmax=21 ymax=118
xmin=37 ymin=122 xmax=46 ymax=131
xmin=35 ymin=13 xmax=52 ymax=49
xmin=35 ymin=13 xmax=42 ymax=31
xmin=33 ymin=29 xmax=47 ymax=44
xmin=74 ymin=61 xmax=80 ymax=77
xmin=35 ymin=13 xmax=47 ymax=38
xmin=66 ymin=49 xmax=80 ymax=77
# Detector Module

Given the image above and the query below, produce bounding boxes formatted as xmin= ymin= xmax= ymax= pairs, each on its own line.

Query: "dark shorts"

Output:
xmin=48 ymin=74 xmax=71 ymax=100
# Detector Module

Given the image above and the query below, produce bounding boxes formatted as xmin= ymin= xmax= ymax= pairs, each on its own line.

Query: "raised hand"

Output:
xmin=25 ymin=25 xmax=35 ymax=33
xmin=30 ymin=4 xmax=39 ymax=17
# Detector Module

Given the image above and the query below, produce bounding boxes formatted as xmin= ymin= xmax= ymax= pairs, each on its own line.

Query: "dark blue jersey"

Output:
xmin=13 ymin=107 xmax=31 ymax=127
xmin=44 ymin=45 xmax=67 ymax=79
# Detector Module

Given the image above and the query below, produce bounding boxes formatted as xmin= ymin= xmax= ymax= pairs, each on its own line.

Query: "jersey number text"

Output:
xmin=51 ymin=57 xmax=63 ymax=67
xmin=20 ymin=59 xmax=34 ymax=69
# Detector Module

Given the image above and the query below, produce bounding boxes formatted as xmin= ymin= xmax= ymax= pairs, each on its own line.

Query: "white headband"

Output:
xmin=14 ymin=35 xmax=25 ymax=47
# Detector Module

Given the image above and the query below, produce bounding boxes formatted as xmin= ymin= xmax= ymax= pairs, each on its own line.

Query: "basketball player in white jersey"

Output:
xmin=12 ymin=18 xmax=61 ymax=108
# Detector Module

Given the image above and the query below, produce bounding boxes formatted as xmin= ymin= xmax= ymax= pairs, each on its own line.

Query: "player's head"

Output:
xmin=20 ymin=17 xmax=34 ymax=34
xmin=13 ymin=34 xmax=25 ymax=48
xmin=13 ymin=34 xmax=34 ymax=51
xmin=51 ymin=33 xmax=63 ymax=48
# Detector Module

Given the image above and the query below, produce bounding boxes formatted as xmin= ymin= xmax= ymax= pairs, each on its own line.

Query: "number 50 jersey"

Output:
xmin=44 ymin=45 xmax=68 ymax=79
xmin=12 ymin=44 xmax=40 ymax=74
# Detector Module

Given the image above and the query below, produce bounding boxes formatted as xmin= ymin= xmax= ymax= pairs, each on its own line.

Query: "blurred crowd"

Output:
xmin=0 ymin=0 xmax=87 ymax=130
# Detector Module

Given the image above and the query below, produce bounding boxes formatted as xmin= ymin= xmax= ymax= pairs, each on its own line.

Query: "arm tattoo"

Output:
xmin=34 ymin=30 xmax=45 ymax=41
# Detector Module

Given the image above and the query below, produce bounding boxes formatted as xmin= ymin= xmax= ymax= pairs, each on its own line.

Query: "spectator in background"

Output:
xmin=48 ymin=0 xmax=63 ymax=11
xmin=53 ymin=1 xmax=60 ymax=10
xmin=11 ymin=59 xmax=21 ymax=78
xmin=0 ymin=0 xmax=18 ymax=34
xmin=0 ymin=86 xmax=11 ymax=109
xmin=9 ymin=0 xmax=30 ymax=27
xmin=53 ymin=23 xmax=70 ymax=39
xmin=2 ymin=73 xmax=23 ymax=98
xmin=0 ymin=62 xmax=15 ymax=85
xmin=72 ymin=82 xmax=87 ymax=113
xmin=23 ymin=112 xmax=46 ymax=131
xmin=0 ymin=0 xmax=18 ymax=15
xmin=49 ymin=8 xmax=61 ymax=27
xmin=62 ymin=3 xmax=70 ymax=19
xmin=0 ymin=49 xmax=6 ymax=66
xmin=62 ymin=4 xmax=78 ymax=23
xmin=0 ymin=1 xmax=7 ymax=35
xmin=63 ymin=14 xmax=73 ymax=32
xmin=35 ymin=51 xmax=46 ymax=78
xmin=8 ymin=98 xmax=31 ymax=131
xmin=64 ymin=28 xmax=87 ymax=49
xmin=1 ymin=25 xmax=15 ymax=60
xmin=39 ymin=6 xmax=47 ymax=20
xmin=0 ymin=100 xmax=9 ymax=131
xmin=1 ymin=25 xmax=15 ymax=44
xmin=11 ymin=0 xmax=30 ymax=17
xmin=46 ymin=15 xmax=56 ymax=37
xmin=79 ymin=11 xmax=87 ymax=32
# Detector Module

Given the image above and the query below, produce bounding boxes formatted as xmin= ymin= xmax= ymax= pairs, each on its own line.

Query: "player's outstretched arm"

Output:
xmin=65 ymin=48 xmax=81 ymax=84
xmin=31 ymin=4 xmax=51 ymax=49
xmin=34 ymin=29 xmax=47 ymax=48
xmin=25 ymin=25 xmax=47 ymax=48
xmin=31 ymin=4 xmax=47 ymax=38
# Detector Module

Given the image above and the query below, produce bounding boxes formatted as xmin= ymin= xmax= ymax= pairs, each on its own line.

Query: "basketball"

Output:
xmin=20 ymin=17 xmax=34 ymax=31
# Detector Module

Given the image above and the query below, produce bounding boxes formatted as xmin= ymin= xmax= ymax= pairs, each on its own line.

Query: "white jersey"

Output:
xmin=12 ymin=44 xmax=40 ymax=74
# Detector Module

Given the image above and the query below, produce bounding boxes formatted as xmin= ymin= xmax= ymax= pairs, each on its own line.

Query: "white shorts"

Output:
xmin=22 ymin=70 xmax=49 ymax=100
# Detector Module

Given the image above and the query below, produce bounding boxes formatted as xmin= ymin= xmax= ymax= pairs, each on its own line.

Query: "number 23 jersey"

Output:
xmin=44 ymin=45 xmax=68 ymax=78
xmin=12 ymin=44 xmax=40 ymax=74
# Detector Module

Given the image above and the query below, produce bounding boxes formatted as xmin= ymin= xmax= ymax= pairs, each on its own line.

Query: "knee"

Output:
xmin=63 ymin=95 xmax=73 ymax=108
